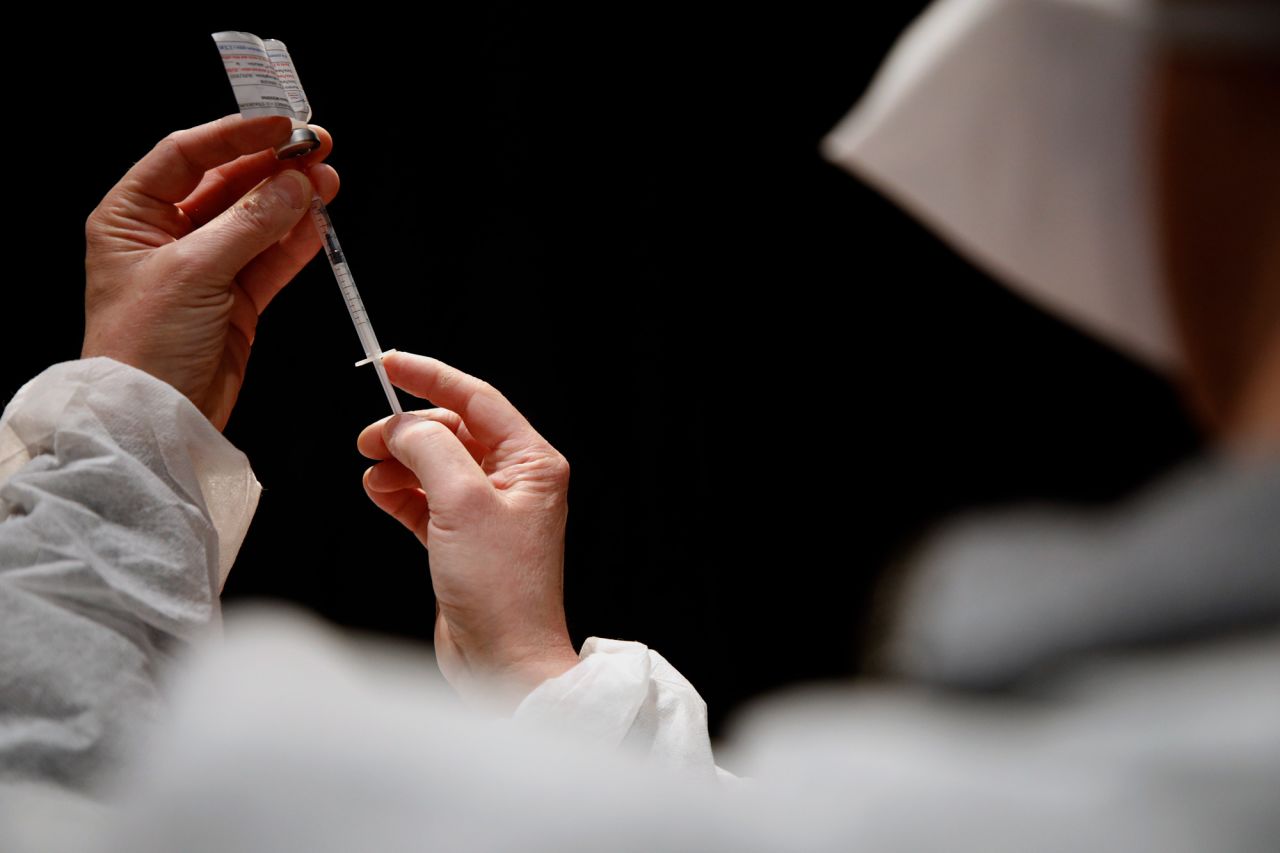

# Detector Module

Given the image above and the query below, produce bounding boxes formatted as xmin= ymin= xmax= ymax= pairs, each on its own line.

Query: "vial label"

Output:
xmin=263 ymin=39 xmax=312 ymax=124
xmin=212 ymin=31 xmax=304 ymax=120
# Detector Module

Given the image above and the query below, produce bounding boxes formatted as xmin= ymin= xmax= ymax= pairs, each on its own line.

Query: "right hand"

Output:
xmin=82 ymin=114 xmax=338 ymax=430
xmin=357 ymin=353 xmax=580 ymax=709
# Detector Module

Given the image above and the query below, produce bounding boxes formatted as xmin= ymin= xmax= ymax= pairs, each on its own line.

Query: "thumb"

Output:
xmin=181 ymin=169 xmax=313 ymax=280
xmin=384 ymin=414 xmax=495 ymax=514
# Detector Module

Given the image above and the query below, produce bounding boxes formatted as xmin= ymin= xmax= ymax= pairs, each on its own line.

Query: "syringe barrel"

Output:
xmin=308 ymin=197 xmax=402 ymax=414
xmin=310 ymin=199 xmax=381 ymax=348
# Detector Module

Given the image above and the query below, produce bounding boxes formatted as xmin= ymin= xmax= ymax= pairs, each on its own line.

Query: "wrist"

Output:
xmin=505 ymin=644 xmax=581 ymax=693
xmin=466 ymin=639 xmax=580 ymax=715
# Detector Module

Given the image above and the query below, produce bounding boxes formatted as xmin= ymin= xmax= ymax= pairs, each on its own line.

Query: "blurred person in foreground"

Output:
xmin=2 ymin=1 xmax=1278 ymax=851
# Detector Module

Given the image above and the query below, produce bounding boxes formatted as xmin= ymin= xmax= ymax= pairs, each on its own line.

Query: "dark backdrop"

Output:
xmin=7 ymin=8 xmax=1198 ymax=734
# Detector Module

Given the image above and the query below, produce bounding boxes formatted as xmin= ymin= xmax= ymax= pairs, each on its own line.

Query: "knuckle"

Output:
xmin=437 ymin=364 xmax=465 ymax=394
xmin=84 ymin=206 xmax=102 ymax=239
xmin=414 ymin=418 xmax=453 ymax=438
xmin=83 ymin=201 xmax=119 ymax=249
xmin=157 ymin=132 xmax=189 ymax=168
xmin=474 ymin=377 xmax=511 ymax=408
xmin=393 ymin=418 xmax=450 ymax=457
xmin=84 ymin=220 xmax=105 ymax=255
xmin=546 ymin=452 xmax=571 ymax=488
xmin=422 ymin=408 xmax=461 ymax=431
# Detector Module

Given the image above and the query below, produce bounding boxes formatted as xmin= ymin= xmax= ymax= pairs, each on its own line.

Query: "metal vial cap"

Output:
xmin=275 ymin=127 xmax=321 ymax=159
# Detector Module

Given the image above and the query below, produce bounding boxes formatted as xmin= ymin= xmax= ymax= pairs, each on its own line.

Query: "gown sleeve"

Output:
xmin=0 ymin=358 xmax=260 ymax=794
xmin=513 ymin=637 xmax=726 ymax=782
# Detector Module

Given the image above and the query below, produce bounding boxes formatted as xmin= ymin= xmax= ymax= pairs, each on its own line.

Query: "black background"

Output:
xmin=8 ymin=9 xmax=1198 ymax=734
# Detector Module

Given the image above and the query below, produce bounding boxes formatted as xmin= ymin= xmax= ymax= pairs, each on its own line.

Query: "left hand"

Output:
xmin=82 ymin=114 xmax=339 ymax=430
xmin=357 ymin=353 xmax=580 ymax=709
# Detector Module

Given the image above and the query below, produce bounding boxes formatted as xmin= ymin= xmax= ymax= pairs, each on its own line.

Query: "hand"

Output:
xmin=357 ymin=352 xmax=580 ymax=709
xmin=82 ymin=114 xmax=340 ymax=430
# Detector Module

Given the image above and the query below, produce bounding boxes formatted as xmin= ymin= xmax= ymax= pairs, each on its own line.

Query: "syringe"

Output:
xmin=211 ymin=31 xmax=403 ymax=415
xmin=308 ymin=196 xmax=402 ymax=414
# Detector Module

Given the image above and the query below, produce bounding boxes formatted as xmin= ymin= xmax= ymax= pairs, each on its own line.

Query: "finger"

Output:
xmin=362 ymin=476 xmax=431 ymax=545
xmin=382 ymin=352 xmax=541 ymax=451
xmin=178 ymin=125 xmax=334 ymax=230
xmin=235 ymin=163 xmax=339 ymax=313
xmin=364 ymin=459 xmax=420 ymax=493
xmin=359 ymin=409 xmax=466 ymax=458
xmin=382 ymin=415 xmax=495 ymax=515
xmin=358 ymin=407 xmax=486 ymax=465
xmin=174 ymin=169 xmax=313 ymax=283
xmin=118 ymin=114 xmax=295 ymax=206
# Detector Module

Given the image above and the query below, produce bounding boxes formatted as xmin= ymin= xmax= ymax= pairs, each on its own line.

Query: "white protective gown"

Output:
xmin=2 ymin=358 xmax=1279 ymax=853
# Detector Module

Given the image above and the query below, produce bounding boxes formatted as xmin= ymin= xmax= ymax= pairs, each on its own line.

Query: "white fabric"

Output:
xmin=0 ymin=359 xmax=260 ymax=589
xmin=822 ymin=0 xmax=1178 ymax=368
xmin=7 ymin=5 xmax=1279 ymax=841
xmin=104 ymin=614 xmax=1280 ymax=853
xmin=0 ymin=358 xmax=259 ymax=794
xmin=6 ymin=610 xmax=1277 ymax=852
xmin=95 ymin=610 xmax=760 ymax=853
xmin=515 ymin=637 xmax=719 ymax=781
xmin=2 ymin=360 xmax=1279 ymax=852
xmin=885 ymin=453 xmax=1280 ymax=687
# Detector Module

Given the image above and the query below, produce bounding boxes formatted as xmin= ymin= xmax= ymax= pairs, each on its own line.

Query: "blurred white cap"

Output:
xmin=823 ymin=0 xmax=1275 ymax=371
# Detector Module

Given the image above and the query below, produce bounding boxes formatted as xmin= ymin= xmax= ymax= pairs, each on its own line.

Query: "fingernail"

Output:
xmin=269 ymin=170 xmax=309 ymax=210
xmin=385 ymin=414 xmax=411 ymax=448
